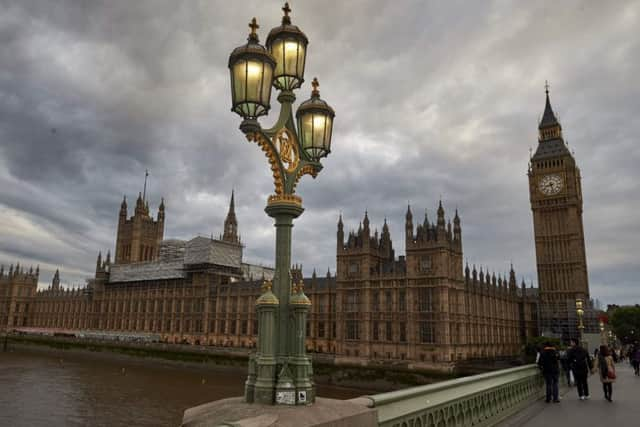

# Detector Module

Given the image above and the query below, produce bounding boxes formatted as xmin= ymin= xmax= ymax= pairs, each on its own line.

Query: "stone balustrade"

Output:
xmin=362 ymin=364 xmax=544 ymax=427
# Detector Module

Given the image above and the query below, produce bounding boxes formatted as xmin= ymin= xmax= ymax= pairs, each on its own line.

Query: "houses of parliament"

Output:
xmin=0 ymin=89 xmax=591 ymax=368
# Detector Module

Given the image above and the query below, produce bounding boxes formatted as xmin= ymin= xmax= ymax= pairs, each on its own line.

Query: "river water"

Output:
xmin=0 ymin=348 xmax=367 ymax=427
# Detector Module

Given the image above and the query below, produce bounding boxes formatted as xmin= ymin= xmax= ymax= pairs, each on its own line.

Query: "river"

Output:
xmin=0 ymin=348 xmax=368 ymax=427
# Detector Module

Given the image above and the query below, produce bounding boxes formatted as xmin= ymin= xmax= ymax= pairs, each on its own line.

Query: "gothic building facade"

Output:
xmin=0 ymin=190 xmax=539 ymax=369
xmin=333 ymin=205 xmax=538 ymax=365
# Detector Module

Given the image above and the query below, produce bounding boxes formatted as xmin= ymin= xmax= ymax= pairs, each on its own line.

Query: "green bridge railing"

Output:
xmin=362 ymin=364 xmax=544 ymax=427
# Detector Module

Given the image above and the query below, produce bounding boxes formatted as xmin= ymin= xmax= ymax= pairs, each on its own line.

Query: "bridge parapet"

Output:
xmin=363 ymin=365 xmax=544 ymax=427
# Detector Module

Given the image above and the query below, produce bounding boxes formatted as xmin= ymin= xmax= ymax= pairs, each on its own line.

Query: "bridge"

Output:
xmin=182 ymin=363 xmax=637 ymax=426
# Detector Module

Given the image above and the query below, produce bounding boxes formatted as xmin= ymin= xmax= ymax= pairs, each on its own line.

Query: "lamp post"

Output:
xmin=576 ymin=299 xmax=585 ymax=347
xmin=228 ymin=3 xmax=335 ymax=406
xmin=599 ymin=320 xmax=605 ymax=345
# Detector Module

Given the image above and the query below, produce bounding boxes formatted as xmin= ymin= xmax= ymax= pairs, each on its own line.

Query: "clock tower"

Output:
xmin=528 ymin=86 xmax=590 ymax=339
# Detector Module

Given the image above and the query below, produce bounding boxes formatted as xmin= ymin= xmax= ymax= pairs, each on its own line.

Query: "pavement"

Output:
xmin=502 ymin=363 xmax=640 ymax=426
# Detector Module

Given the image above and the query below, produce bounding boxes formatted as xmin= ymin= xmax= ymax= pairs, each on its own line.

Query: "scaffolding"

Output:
xmin=538 ymin=297 xmax=600 ymax=344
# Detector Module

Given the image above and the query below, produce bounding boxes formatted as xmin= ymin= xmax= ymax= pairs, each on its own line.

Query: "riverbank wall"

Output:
xmin=4 ymin=333 xmax=460 ymax=392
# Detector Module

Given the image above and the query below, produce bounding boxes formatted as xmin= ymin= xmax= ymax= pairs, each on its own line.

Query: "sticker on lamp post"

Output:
xmin=298 ymin=391 xmax=307 ymax=403
xmin=276 ymin=391 xmax=295 ymax=405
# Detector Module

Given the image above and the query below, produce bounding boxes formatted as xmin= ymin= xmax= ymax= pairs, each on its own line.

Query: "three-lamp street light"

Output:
xmin=228 ymin=3 xmax=335 ymax=406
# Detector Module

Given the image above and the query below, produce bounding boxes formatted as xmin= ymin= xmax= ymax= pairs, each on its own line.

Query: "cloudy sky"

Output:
xmin=0 ymin=0 xmax=638 ymax=305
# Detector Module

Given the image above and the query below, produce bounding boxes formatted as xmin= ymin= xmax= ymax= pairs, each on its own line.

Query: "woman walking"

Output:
xmin=596 ymin=345 xmax=616 ymax=402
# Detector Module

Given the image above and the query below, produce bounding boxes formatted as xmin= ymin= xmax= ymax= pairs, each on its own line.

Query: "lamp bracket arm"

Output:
xmin=246 ymin=128 xmax=287 ymax=196
xmin=288 ymin=160 xmax=322 ymax=194
xmin=263 ymin=96 xmax=295 ymax=137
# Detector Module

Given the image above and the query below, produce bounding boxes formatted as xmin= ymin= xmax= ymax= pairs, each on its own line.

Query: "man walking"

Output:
xmin=538 ymin=341 xmax=560 ymax=403
xmin=567 ymin=339 xmax=591 ymax=400
xmin=631 ymin=344 xmax=640 ymax=376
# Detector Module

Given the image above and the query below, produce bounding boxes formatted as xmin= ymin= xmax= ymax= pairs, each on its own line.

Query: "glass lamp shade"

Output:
xmin=228 ymin=30 xmax=276 ymax=119
xmin=575 ymin=299 xmax=583 ymax=310
xmin=266 ymin=28 xmax=308 ymax=91
xmin=296 ymin=80 xmax=335 ymax=161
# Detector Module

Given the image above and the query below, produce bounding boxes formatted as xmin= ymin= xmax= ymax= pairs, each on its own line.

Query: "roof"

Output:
xmin=109 ymin=260 xmax=184 ymax=283
xmin=109 ymin=237 xmax=243 ymax=283
xmin=184 ymin=236 xmax=242 ymax=268
xmin=241 ymin=263 xmax=275 ymax=281
xmin=532 ymin=138 xmax=571 ymax=160
xmin=539 ymin=92 xmax=560 ymax=129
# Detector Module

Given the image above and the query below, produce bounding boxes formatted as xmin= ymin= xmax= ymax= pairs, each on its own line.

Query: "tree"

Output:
xmin=609 ymin=306 xmax=640 ymax=345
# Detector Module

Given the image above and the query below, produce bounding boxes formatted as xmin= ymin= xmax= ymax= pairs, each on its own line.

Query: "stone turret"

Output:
xmin=52 ymin=269 xmax=60 ymax=290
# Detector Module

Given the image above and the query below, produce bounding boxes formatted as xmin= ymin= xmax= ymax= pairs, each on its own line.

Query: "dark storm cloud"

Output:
xmin=0 ymin=0 xmax=638 ymax=305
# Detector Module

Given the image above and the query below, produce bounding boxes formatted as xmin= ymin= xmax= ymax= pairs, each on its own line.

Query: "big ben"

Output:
xmin=528 ymin=85 xmax=590 ymax=340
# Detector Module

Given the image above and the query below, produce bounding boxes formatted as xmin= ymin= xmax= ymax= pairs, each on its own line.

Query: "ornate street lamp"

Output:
xmin=599 ymin=319 xmax=606 ymax=345
xmin=229 ymin=18 xmax=276 ymax=120
xmin=576 ymin=299 xmax=585 ymax=346
xmin=228 ymin=3 xmax=334 ymax=406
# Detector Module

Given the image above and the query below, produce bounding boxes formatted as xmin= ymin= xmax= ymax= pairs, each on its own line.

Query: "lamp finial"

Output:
xmin=282 ymin=3 xmax=292 ymax=25
xmin=248 ymin=18 xmax=259 ymax=42
xmin=311 ymin=77 xmax=319 ymax=96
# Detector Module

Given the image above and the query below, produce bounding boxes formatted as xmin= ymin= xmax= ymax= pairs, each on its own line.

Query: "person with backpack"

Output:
xmin=538 ymin=341 xmax=561 ymax=403
xmin=595 ymin=345 xmax=616 ymax=402
xmin=567 ymin=339 xmax=591 ymax=400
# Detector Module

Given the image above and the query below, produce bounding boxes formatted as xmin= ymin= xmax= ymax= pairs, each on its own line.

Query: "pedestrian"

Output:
xmin=595 ymin=345 xmax=616 ymax=402
xmin=632 ymin=345 xmax=640 ymax=376
xmin=560 ymin=349 xmax=572 ymax=386
xmin=611 ymin=348 xmax=619 ymax=363
xmin=538 ymin=341 xmax=561 ymax=403
xmin=567 ymin=339 xmax=591 ymax=400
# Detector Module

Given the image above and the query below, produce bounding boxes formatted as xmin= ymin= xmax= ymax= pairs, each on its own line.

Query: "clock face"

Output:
xmin=539 ymin=174 xmax=563 ymax=196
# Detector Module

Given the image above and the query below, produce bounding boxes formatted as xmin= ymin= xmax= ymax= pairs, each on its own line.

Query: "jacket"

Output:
xmin=538 ymin=346 xmax=560 ymax=375
xmin=595 ymin=355 xmax=616 ymax=384
xmin=567 ymin=345 xmax=591 ymax=375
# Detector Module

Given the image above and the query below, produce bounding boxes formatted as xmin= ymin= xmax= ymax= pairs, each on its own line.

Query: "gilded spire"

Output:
xmin=311 ymin=77 xmax=320 ymax=97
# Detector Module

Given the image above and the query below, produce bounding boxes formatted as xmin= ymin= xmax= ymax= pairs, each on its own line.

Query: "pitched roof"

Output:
xmin=184 ymin=236 xmax=242 ymax=267
xmin=532 ymin=138 xmax=571 ymax=160
xmin=109 ymin=237 xmax=243 ymax=283
xmin=539 ymin=91 xmax=560 ymax=129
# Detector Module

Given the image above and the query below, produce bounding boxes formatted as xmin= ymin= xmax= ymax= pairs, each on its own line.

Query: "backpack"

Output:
xmin=574 ymin=352 xmax=588 ymax=371
xmin=599 ymin=356 xmax=608 ymax=378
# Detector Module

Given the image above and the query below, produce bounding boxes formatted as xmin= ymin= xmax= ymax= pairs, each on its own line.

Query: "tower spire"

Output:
xmin=538 ymin=81 xmax=563 ymax=141
xmin=142 ymin=169 xmax=149 ymax=202
xmin=222 ymin=190 xmax=239 ymax=244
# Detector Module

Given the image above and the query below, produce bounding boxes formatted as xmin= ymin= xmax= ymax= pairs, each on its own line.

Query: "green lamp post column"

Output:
xmin=290 ymin=280 xmax=314 ymax=404
xmin=249 ymin=281 xmax=280 ymax=404
xmin=228 ymin=3 xmax=335 ymax=406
